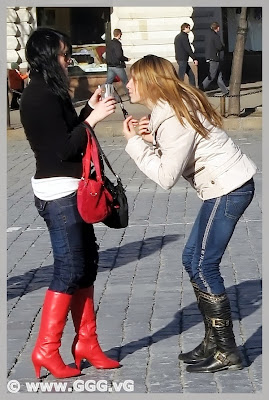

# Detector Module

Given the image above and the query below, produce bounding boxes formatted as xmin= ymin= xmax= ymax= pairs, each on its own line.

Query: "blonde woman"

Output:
xmin=122 ymin=55 xmax=256 ymax=373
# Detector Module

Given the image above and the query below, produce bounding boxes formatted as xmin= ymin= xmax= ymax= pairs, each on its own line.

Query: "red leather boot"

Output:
xmin=32 ymin=290 xmax=81 ymax=378
xmin=71 ymin=286 xmax=120 ymax=369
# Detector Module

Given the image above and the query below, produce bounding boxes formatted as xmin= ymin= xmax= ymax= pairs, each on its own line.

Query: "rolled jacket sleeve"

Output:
xmin=78 ymin=102 xmax=93 ymax=122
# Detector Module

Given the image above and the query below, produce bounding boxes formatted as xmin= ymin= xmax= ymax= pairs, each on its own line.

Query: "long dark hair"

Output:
xmin=25 ymin=27 xmax=72 ymax=102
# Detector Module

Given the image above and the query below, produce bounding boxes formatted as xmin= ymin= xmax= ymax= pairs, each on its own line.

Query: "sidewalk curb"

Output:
xmin=7 ymin=115 xmax=262 ymax=140
xmin=223 ymin=115 xmax=262 ymax=131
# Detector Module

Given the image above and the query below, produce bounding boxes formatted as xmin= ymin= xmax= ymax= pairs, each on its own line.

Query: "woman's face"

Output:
xmin=57 ymin=41 xmax=71 ymax=76
xmin=126 ymin=76 xmax=142 ymax=104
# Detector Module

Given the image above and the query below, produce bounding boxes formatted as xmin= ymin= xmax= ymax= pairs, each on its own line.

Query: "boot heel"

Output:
xmin=33 ymin=362 xmax=41 ymax=379
xmin=74 ymin=354 xmax=83 ymax=370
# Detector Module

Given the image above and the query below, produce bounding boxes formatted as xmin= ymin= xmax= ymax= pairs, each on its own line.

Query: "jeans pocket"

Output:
xmin=34 ymin=195 xmax=47 ymax=213
xmin=225 ymin=191 xmax=254 ymax=220
xmin=55 ymin=191 xmax=77 ymax=208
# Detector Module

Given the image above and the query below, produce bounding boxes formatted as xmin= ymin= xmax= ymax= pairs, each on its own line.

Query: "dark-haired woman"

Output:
xmin=122 ymin=55 xmax=257 ymax=373
xmin=20 ymin=27 xmax=120 ymax=379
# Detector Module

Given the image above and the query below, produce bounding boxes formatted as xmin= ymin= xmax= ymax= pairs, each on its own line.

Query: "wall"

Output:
xmin=7 ymin=7 xmax=37 ymax=70
xmin=110 ymin=7 xmax=194 ymax=63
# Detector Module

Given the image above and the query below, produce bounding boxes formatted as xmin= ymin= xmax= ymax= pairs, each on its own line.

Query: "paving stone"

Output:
xmin=7 ymin=132 xmax=262 ymax=393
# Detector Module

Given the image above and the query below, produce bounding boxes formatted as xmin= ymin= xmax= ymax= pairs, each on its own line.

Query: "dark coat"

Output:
xmin=174 ymin=31 xmax=196 ymax=62
xmin=204 ymin=29 xmax=224 ymax=61
xmin=106 ymin=38 xmax=128 ymax=68
xmin=20 ymin=71 xmax=93 ymax=179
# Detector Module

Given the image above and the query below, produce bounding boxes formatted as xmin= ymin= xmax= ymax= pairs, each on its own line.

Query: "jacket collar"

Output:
xmin=148 ymin=100 xmax=175 ymax=136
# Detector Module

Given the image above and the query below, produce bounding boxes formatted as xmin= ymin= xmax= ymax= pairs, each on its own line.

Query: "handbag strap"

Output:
xmin=82 ymin=122 xmax=121 ymax=183
xmin=82 ymin=128 xmax=92 ymax=179
xmin=82 ymin=124 xmax=103 ymax=181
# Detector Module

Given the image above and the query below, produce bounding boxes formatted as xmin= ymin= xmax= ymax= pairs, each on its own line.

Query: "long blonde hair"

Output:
xmin=130 ymin=55 xmax=223 ymax=138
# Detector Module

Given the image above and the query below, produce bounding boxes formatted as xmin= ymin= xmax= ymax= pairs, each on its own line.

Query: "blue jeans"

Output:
xmin=106 ymin=66 xmax=129 ymax=96
xmin=182 ymin=179 xmax=255 ymax=295
xmin=178 ymin=61 xmax=196 ymax=86
xmin=34 ymin=192 xmax=99 ymax=294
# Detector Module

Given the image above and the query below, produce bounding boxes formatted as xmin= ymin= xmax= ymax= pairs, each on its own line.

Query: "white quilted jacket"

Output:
xmin=125 ymin=100 xmax=257 ymax=200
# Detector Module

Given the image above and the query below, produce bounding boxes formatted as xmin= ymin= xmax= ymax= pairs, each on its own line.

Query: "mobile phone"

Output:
xmin=113 ymin=86 xmax=129 ymax=119
xmin=120 ymin=103 xmax=129 ymax=119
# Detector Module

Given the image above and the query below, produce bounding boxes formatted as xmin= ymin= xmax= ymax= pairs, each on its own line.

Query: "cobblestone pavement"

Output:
xmin=7 ymin=130 xmax=262 ymax=394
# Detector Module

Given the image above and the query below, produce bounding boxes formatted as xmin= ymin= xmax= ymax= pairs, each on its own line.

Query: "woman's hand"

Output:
xmin=123 ymin=115 xmax=139 ymax=141
xmin=88 ymin=87 xmax=102 ymax=108
xmin=138 ymin=115 xmax=150 ymax=135
xmin=138 ymin=115 xmax=153 ymax=143
xmin=85 ymin=96 xmax=116 ymax=128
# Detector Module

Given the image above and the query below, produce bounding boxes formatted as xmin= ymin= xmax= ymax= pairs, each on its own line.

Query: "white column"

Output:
xmin=6 ymin=7 xmax=37 ymax=70
xmin=110 ymin=7 xmax=194 ymax=63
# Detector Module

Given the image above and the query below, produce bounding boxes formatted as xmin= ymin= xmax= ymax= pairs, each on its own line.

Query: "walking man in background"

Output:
xmin=200 ymin=22 xmax=229 ymax=95
xmin=106 ymin=28 xmax=130 ymax=98
xmin=174 ymin=23 xmax=198 ymax=86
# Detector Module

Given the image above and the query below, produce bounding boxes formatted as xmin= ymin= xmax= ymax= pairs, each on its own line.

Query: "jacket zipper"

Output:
xmin=186 ymin=166 xmax=205 ymax=179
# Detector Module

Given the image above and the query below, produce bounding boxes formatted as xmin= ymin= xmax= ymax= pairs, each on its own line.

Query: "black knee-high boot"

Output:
xmin=178 ymin=281 xmax=216 ymax=364
xmin=186 ymin=291 xmax=243 ymax=373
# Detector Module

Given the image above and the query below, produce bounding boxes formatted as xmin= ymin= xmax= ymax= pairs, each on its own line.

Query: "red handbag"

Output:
xmin=77 ymin=126 xmax=113 ymax=224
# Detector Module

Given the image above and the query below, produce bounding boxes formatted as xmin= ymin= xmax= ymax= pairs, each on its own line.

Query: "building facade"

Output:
xmin=6 ymin=6 xmax=262 ymax=81
xmin=7 ymin=7 xmax=37 ymax=69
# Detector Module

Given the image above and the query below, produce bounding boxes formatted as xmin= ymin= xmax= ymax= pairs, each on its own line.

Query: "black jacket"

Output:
xmin=204 ymin=29 xmax=224 ymax=61
xmin=20 ymin=71 xmax=93 ymax=179
xmin=106 ymin=38 xmax=128 ymax=68
xmin=174 ymin=31 xmax=196 ymax=62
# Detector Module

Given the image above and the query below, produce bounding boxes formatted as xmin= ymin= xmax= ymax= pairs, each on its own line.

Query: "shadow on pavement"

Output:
xmin=7 ymin=234 xmax=181 ymax=300
xmin=7 ymin=238 xmax=261 ymax=368
xmin=114 ymin=279 xmax=262 ymax=367
xmin=239 ymin=107 xmax=257 ymax=117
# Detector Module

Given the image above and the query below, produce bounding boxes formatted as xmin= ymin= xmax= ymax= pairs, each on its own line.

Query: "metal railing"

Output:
xmin=207 ymin=88 xmax=262 ymax=116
